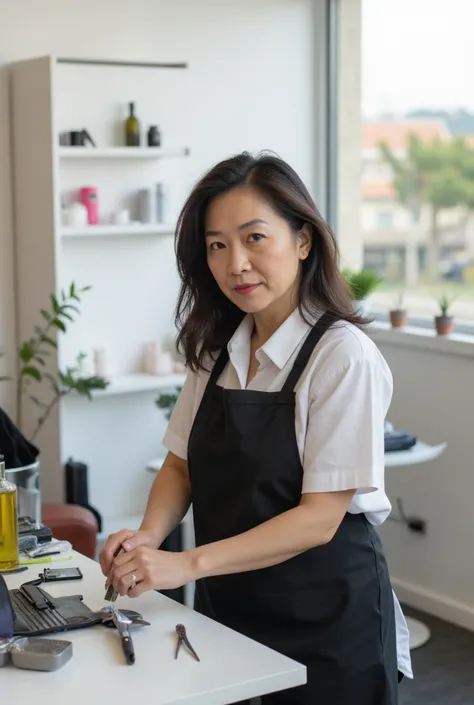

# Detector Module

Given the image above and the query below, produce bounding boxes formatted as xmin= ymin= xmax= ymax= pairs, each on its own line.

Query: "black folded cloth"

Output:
xmin=0 ymin=406 xmax=39 ymax=468
xmin=384 ymin=430 xmax=417 ymax=453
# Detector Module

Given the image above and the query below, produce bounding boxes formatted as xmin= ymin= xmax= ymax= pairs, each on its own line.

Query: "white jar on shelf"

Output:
xmin=93 ymin=348 xmax=108 ymax=377
xmin=62 ymin=201 xmax=88 ymax=228
xmin=144 ymin=341 xmax=174 ymax=376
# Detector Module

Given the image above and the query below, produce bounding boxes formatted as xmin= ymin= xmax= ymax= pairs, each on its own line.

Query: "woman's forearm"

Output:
xmin=188 ymin=490 xmax=354 ymax=580
xmin=139 ymin=455 xmax=191 ymax=547
xmin=189 ymin=507 xmax=315 ymax=579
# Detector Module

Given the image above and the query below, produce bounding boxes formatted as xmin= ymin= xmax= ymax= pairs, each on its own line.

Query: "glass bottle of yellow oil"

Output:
xmin=0 ymin=454 xmax=19 ymax=571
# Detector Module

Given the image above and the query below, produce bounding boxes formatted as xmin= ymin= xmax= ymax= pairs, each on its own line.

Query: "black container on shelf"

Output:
xmin=147 ymin=125 xmax=161 ymax=147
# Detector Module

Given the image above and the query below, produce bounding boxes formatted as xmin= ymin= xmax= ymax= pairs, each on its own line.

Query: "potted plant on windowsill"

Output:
xmin=434 ymin=293 xmax=456 ymax=335
xmin=389 ymin=292 xmax=407 ymax=328
xmin=341 ymin=268 xmax=383 ymax=316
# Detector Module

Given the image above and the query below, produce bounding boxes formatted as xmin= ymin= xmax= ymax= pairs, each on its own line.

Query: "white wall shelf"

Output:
xmin=60 ymin=223 xmax=175 ymax=238
xmin=92 ymin=373 xmax=185 ymax=397
xmin=10 ymin=54 xmax=189 ymax=511
xmin=58 ymin=146 xmax=188 ymax=159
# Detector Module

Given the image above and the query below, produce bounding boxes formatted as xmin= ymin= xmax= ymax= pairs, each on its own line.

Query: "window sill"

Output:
xmin=368 ymin=321 xmax=474 ymax=359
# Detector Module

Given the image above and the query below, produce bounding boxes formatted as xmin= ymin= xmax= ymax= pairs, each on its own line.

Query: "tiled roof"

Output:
xmin=362 ymin=181 xmax=396 ymax=200
xmin=362 ymin=119 xmax=451 ymax=150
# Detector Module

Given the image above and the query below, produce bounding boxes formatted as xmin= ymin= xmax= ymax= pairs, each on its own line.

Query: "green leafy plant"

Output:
xmin=437 ymin=292 xmax=456 ymax=318
xmin=155 ymin=387 xmax=182 ymax=421
xmin=341 ymin=268 xmax=383 ymax=301
xmin=2 ymin=282 xmax=109 ymax=441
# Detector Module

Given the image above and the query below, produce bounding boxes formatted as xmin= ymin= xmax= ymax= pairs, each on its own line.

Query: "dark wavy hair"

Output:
xmin=174 ymin=151 xmax=367 ymax=372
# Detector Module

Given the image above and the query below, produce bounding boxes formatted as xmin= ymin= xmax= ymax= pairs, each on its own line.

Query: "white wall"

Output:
xmin=373 ymin=333 xmax=474 ymax=631
xmin=0 ymin=0 xmax=320 ymax=515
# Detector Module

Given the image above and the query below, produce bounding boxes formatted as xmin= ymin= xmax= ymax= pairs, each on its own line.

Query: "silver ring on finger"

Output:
xmin=130 ymin=572 xmax=137 ymax=589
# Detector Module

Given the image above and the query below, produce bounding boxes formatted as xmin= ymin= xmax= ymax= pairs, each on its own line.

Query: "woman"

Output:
xmin=100 ymin=152 xmax=411 ymax=704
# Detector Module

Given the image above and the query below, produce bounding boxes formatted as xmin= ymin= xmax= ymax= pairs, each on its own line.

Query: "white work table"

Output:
xmin=2 ymin=552 xmax=305 ymax=705
xmin=384 ymin=441 xmax=447 ymax=468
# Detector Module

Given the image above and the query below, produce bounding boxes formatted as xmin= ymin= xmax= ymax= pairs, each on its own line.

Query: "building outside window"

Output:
xmin=358 ymin=0 xmax=474 ymax=324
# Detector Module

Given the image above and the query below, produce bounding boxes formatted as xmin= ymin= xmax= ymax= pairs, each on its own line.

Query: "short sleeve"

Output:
xmin=302 ymin=356 xmax=393 ymax=495
xmin=162 ymin=369 xmax=199 ymax=460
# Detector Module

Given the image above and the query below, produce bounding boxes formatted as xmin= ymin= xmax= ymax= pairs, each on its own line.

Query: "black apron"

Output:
xmin=187 ymin=313 xmax=398 ymax=705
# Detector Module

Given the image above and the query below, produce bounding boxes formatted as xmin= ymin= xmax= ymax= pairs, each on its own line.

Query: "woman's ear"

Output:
xmin=298 ymin=224 xmax=312 ymax=260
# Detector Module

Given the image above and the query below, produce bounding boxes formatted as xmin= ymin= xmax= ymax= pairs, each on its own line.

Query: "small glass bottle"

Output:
xmin=125 ymin=102 xmax=140 ymax=147
xmin=0 ymin=455 xmax=19 ymax=571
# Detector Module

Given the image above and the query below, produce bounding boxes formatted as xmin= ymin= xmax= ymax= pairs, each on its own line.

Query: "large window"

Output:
xmin=361 ymin=0 xmax=474 ymax=325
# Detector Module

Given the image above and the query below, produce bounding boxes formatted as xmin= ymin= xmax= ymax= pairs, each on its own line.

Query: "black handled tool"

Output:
xmin=112 ymin=608 xmax=135 ymax=665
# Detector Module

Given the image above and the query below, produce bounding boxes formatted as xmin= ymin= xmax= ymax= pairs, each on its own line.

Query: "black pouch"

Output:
xmin=9 ymin=580 xmax=102 ymax=637
xmin=0 ymin=575 xmax=14 ymax=638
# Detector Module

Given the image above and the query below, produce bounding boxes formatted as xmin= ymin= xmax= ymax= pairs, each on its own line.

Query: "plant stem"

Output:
xmin=17 ymin=317 xmax=58 ymax=426
xmin=16 ymin=373 xmax=23 ymax=431
xmin=29 ymin=389 xmax=69 ymax=442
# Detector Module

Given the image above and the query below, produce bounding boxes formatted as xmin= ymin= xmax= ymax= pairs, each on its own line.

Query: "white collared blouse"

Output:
xmin=165 ymin=308 xmax=393 ymax=525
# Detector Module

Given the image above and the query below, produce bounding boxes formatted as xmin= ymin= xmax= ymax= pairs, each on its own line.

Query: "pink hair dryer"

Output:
xmin=79 ymin=186 xmax=99 ymax=225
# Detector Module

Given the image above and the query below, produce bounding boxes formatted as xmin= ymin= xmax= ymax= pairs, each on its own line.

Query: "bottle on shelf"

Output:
xmin=0 ymin=454 xmax=20 ymax=571
xmin=147 ymin=125 xmax=161 ymax=147
xmin=156 ymin=183 xmax=167 ymax=223
xmin=79 ymin=186 xmax=99 ymax=225
xmin=137 ymin=188 xmax=156 ymax=224
xmin=125 ymin=102 xmax=140 ymax=147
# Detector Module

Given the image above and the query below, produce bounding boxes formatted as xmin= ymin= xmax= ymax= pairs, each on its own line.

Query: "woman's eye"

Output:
xmin=209 ymin=241 xmax=224 ymax=251
xmin=248 ymin=233 xmax=265 ymax=243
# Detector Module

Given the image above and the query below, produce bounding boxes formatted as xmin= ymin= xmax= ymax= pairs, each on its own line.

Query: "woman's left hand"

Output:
xmin=106 ymin=545 xmax=194 ymax=598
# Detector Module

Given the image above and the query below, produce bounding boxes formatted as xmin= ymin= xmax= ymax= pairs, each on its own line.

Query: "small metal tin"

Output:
xmin=10 ymin=637 xmax=73 ymax=671
xmin=0 ymin=638 xmax=13 ymax=667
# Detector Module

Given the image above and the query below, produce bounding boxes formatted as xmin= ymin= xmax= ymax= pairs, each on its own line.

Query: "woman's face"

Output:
xmin=205 ymin=186 xmax=311 ymax=317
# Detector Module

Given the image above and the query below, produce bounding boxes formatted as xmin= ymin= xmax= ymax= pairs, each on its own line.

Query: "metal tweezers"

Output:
xmin=175 ymin=623 xmax=200 ymax=661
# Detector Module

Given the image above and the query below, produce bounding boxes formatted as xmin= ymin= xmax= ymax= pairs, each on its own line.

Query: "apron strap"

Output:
xmin=281 ymin=311 xmax=338 ymax=393
xmin=208 ymin=346 xmax=230 ymax=385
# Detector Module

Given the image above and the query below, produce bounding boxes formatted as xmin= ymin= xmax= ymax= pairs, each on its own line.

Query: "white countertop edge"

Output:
xmin=182 ymin=666 xmax=307 ymax=705
xmin=369 ymin=322 xmax=474 ymax=358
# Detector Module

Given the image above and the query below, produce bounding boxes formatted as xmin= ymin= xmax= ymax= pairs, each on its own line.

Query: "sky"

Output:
xmin=362 ymin=0 xmax=473 ymax=117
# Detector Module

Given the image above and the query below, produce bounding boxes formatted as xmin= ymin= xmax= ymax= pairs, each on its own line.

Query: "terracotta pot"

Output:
xmin=435 ymin=315 xmax=454 ymax=335
xmin=389 ymin=309 xmax=407 ymax=328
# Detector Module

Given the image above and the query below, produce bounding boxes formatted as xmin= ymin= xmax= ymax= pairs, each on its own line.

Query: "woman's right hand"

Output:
xmin=99 ymin=528 xmax=159 ymax=578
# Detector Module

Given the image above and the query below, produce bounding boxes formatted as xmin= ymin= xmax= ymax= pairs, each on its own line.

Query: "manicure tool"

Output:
xmin=112 ymin=607 xmax=135 ymax=665
xmin=100 ymin=606 xmax=150 ymax=665
xmin=104 ymin=546 xmax=122 ymax=602
xmin=175 ymin=623 xmax=200 ymax=662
